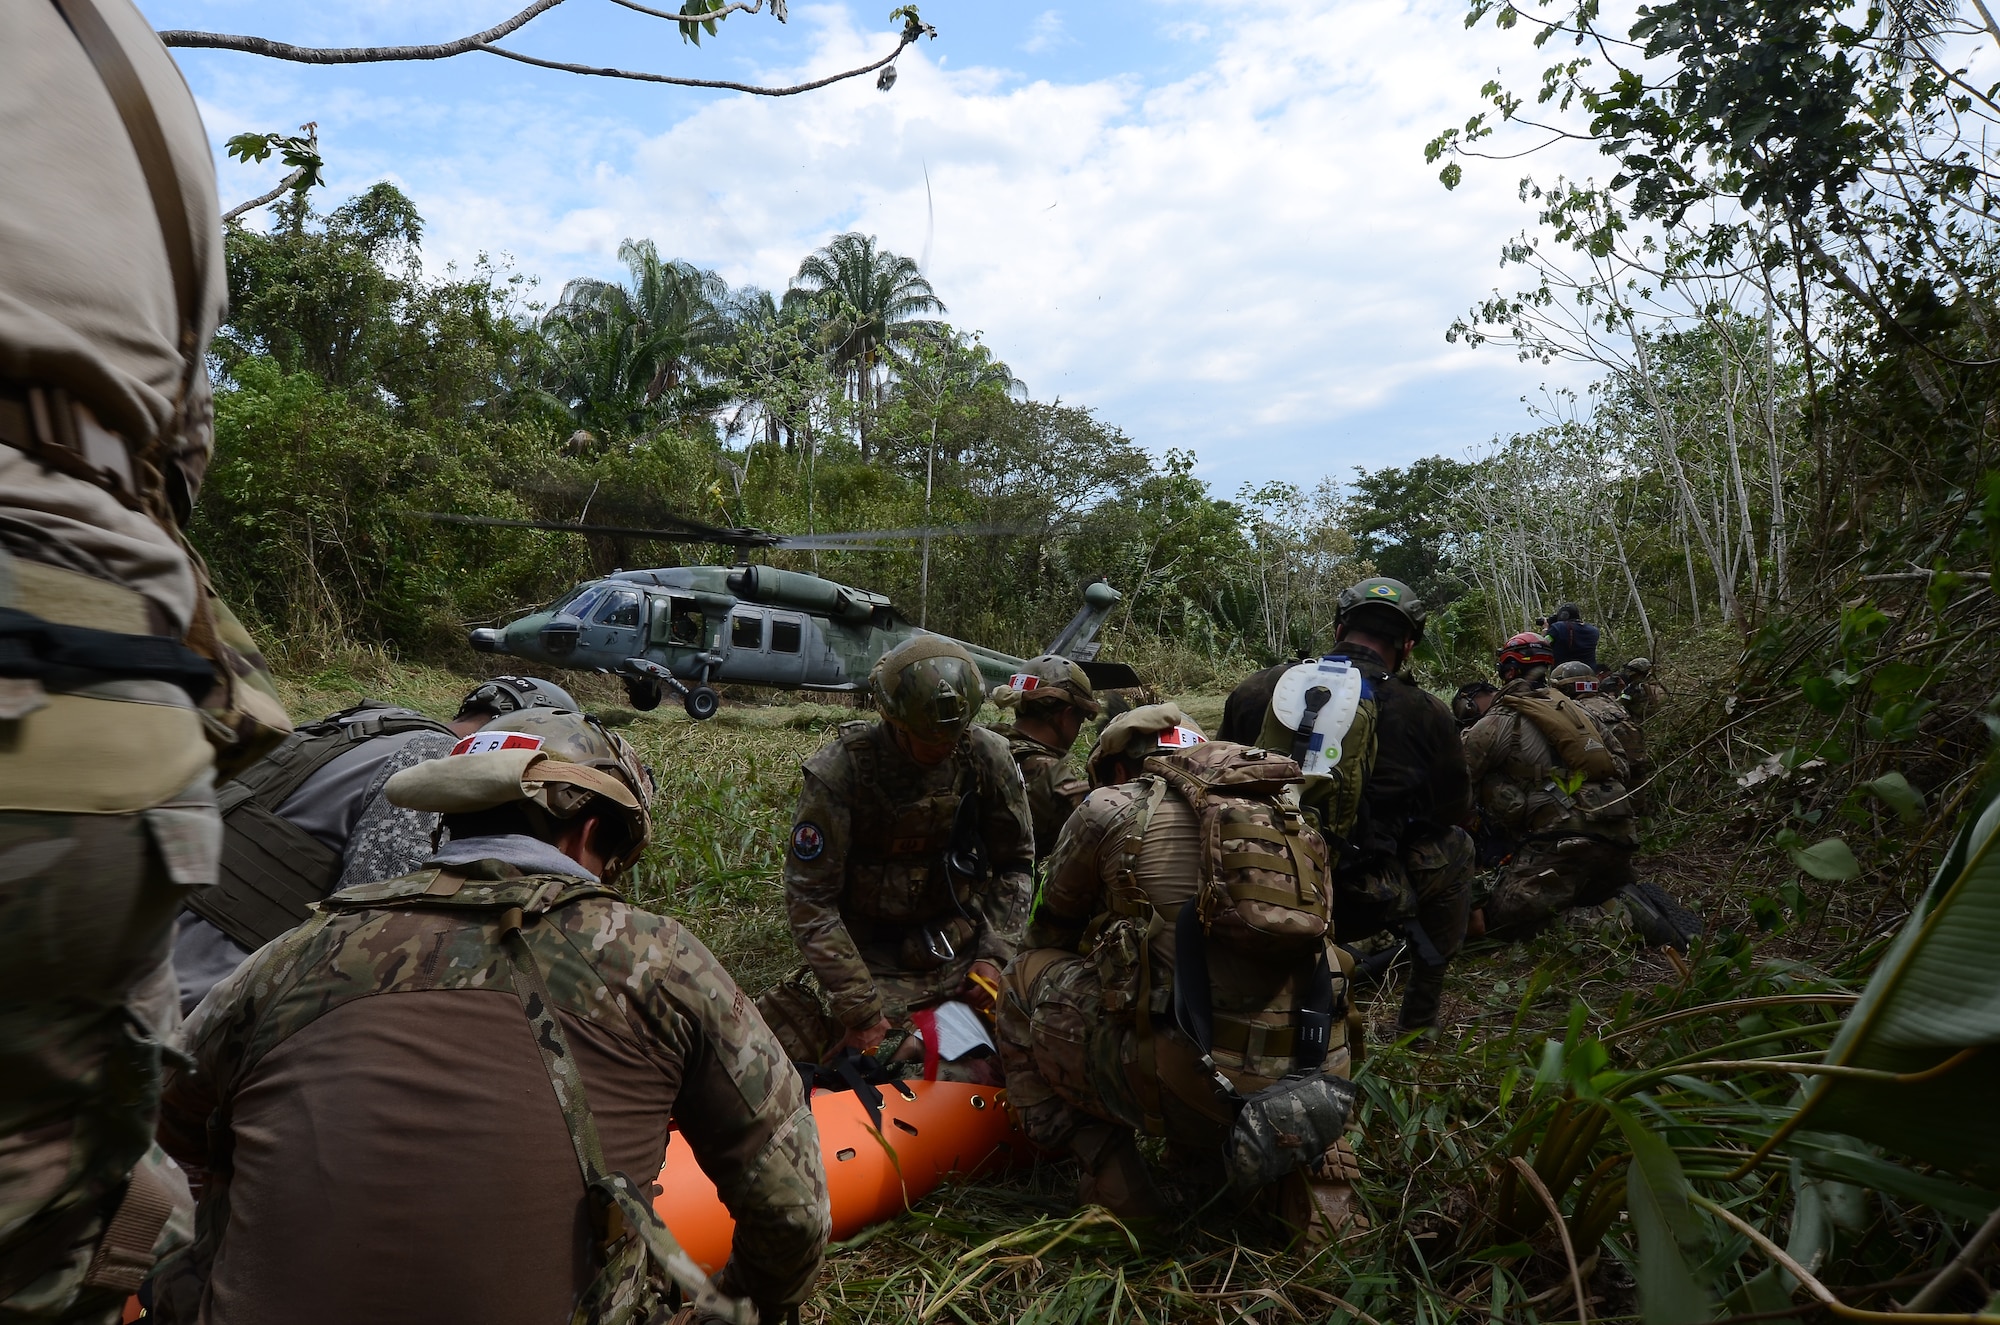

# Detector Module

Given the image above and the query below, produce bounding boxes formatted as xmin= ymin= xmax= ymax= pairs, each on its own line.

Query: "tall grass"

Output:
xmin=269 ymin=659 xmax=1998 ymax=1323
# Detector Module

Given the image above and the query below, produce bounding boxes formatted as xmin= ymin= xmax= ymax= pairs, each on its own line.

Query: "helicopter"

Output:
xmin=442 ymin=510 xmax=1140 ymax=719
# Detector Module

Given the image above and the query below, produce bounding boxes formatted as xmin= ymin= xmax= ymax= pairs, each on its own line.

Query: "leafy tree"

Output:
xmin=539 ymin=239 xmax=731 ymax=442
xmin=785 ymin=232 xmax=944 ymax=458
xmin=1343 ymin=456 xmax=1474 ymax=608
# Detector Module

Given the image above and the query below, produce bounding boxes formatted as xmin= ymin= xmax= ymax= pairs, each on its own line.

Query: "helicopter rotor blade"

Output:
xmin=417 ymin=513 xmax=1033 ymax=549
xmin=417 ymin=512 xmax=782 ymax=547
xmin=772 ymin=524 xmax=1034 ymax=549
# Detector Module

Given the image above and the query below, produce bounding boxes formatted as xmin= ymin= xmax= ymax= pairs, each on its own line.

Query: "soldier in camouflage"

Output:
xmin=987 ymin=654 xmax=1097 ymax=860
xmin=1220 ymin=578 xmax=1475 ymax=1035
xmin=998 ymin=705 xmax=1361 ymax=1233
xmin=1 ymin=5 xmax=274 ymax=1317
xmin=759 ymin=636 xmax=1034 ymax=1070
xmin=1464 ymin=635 xmax=1638 ymax=940
xmin=1551 ymin=661 xmax=1650 ymax=799
xmin=154 ymin=711 xmax=829 ymax=1325
xmin=1618 ymin=658 xmax=1667 ymax=723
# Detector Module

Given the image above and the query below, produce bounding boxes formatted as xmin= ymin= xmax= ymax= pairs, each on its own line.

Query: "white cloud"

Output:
xmin=177 ymin=0 xmax=1600 ymax=487
xmin=1022 ymin=10 xmax=1068 ymax=54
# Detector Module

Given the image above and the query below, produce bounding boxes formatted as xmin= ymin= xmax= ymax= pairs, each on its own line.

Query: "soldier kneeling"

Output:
xmin=154 ymin=711 xmax=830 ymax=1325
xmin=997 ymin=705 xmax=1362 ymax=1237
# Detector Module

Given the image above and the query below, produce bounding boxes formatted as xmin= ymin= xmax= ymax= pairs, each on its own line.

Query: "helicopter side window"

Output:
xmin=730 ymin=613 xmax=764 ymax=650
xmin=665 ymin=597 xmax=703 ymax=646
xmin=595 ymin=590 xmax=642 ymax=628
xmin=770 ymin=617 xmax=802 ymax=654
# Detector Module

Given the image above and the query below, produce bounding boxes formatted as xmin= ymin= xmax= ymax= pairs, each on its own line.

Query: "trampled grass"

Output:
xmin=269 ymin=661 xmax=1996 ymax=1324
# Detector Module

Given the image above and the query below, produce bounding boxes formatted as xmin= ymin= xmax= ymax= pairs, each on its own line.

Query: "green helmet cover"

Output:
xmin=1336 ymin=577 xmax=1426 ymax=642
xmin=870 ymin=636 xmax=985 ymax=747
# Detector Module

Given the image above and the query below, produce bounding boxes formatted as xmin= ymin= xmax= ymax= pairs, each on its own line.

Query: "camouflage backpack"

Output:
xmin=1144 ymin=742 xmax=1332 ymax=954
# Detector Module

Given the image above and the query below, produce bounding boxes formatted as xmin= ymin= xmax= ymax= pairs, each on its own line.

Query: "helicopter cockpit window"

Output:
xmin=595 ymin=590 xmax=641 ymax=628
xmin=730 ymin=612 xmax=764 ymax=650
xmin=559 ymin=586 xmax=603 ymax=620
xmin=770 ymin=618 xmax=802 ymax=654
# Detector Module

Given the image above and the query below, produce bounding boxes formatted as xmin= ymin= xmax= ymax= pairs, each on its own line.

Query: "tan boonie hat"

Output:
xmin=386 ymin=747 xmax=639 ymax=816
xmin=1086 ymin=702 xmax=1206 ymax=782
xmin=990 ymin=654 xmax=1100 ymax=717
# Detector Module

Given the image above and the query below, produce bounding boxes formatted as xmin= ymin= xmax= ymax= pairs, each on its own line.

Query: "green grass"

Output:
xmin=269 ymin=659 xmax=1994 ymax=1324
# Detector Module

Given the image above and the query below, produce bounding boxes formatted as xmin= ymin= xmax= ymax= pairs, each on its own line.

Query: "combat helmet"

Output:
xmin=1086 ymin=702 xmax=1206 ymax=785
xmin=870 ymin=635 xmax=985 ymax=754
xmin=1336 ymin=577 xmax=1426 ymax=643
xmin=1549 ymin=660 xmax=1600 ymax=697
xmin=455 ymin=674 xmax=580 ymax=724
xmin=1622 ymin=657 xmax=1654 ymax=678
xmin=422 ymin=708 xmax=653 ymax=879
xmin=990 ymin=654 xmax=1100 ymax=717
xmin=1451 ymin=680 xmax=1497 ymax=727
xmin=1496 ymin=630 xmax=1554 ymax=682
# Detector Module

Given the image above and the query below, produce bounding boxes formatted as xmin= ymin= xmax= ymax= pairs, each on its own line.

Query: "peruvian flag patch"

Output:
xmin=451 ymin=732 xmax=546 ymax=756
xmin=1008 ymin=673 xmax=1041 ymax=691
xmin=1161 ymin=725 xmax=1206 ymax=747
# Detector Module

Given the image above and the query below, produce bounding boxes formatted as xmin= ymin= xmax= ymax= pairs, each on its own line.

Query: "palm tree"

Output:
xmin=784 ymin=232 xmax=944 ymax=460
xmin=541 ymin=239 xmax=728 ymax=440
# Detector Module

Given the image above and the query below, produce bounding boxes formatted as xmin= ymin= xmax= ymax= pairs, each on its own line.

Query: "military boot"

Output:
xmin=1277 ymin=1137 xmax=1369 ymax=1248
xmin=1071 ymin=1124 xmax=1168 ymax=1223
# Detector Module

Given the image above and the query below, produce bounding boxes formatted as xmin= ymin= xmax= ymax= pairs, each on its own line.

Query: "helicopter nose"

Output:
xmin=469 ymin=628 xmax=502 ymax=653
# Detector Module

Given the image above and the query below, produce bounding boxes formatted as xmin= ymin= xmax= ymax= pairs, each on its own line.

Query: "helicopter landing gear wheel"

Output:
xmin=625 ymin=678 xmax=663 ymax=712
xmin=684 ymin=685 xmax=720 ymax=721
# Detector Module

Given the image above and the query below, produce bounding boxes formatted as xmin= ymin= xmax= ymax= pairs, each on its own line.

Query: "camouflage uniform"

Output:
xmin=987 ymin=654 xmax=1099 ymax=863
xmin=1462 ymin=679 xmax=1638 ymax=939
xmin=766 ymin=720 xmax=1034 ymax=1060
xmin=2 ymin=4 xmax=244 ymax=1316
xmin=1573 ymin=690 xmax=1650 ymax=801
xmin=998 ymin=745 xmax=1350 ymax=1181
xmin=989 ymin=727 xmax=1089 ymax=861
xmin=155 ymin=854 xmax=830 ymax=1324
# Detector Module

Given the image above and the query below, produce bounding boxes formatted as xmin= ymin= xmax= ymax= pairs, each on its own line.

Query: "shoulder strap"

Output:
xmin=49 ymin=0 xmax=205 ymax=413
xmin=1108 ymin=777 xmax=1170 ymax=918
xmin=498 ymin=908 xmax=753 ymax=1325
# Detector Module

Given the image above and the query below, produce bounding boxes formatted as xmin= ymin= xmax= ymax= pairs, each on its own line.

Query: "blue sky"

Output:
xmin=140 ymin=0 xmax=1599 ymax=495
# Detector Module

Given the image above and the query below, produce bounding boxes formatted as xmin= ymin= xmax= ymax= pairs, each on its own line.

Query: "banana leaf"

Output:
xmin=1789 ymin=777 xmax=2000 ymax=1186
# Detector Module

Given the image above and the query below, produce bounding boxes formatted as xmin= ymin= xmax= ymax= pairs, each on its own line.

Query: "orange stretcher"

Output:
xmin=656 ymin=1079 xmax=1027 ymax=1272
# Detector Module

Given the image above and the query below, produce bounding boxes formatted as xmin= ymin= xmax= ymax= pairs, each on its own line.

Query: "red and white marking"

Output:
xmin=451 ymin=732 xmax=547 ymax=756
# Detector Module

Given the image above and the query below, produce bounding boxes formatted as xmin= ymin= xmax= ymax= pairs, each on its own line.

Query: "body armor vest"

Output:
xmin=187 ymin=705 xmax=454 ymax=951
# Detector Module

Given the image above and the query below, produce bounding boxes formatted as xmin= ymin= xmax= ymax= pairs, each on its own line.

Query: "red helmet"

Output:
xmin=1497 ymin=631 xmax=1554 ymax=674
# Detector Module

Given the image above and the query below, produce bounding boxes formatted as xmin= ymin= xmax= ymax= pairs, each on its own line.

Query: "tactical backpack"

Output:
xmin=184 ymin=704 xmax=454 ymax=951
xmin=1086 ymin=744 xmax=1349 ymax=1159
xmin=1147 ymin=742 xmax=1332 ymax=953
xmin=1495 ymin=690 xmax=1619 ymax=782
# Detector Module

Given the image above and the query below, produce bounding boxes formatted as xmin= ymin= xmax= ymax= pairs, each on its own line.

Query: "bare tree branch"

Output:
xmin=604 ymin=0 xmax=763 ymax=24
xmin=159 ymin=0 xmax=928 ymax=97
xmin=223 ymin=165 xmax=310 ymax=223
xmin=475 ymin=32 xmax=913 ymax=95
xmin=161 ymin=0 xmax=569 ymax=64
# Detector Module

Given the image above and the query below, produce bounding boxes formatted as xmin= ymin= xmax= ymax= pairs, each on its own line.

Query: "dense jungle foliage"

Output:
xmin=201 ymin=0 xmax=2000 ymax=1313
xmin=199 ymin=188 xmax=1422 ymax=686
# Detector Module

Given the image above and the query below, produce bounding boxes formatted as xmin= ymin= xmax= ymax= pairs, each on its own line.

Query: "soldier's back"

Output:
xmin=160 ymin=859 xmax=826 ymax=1325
